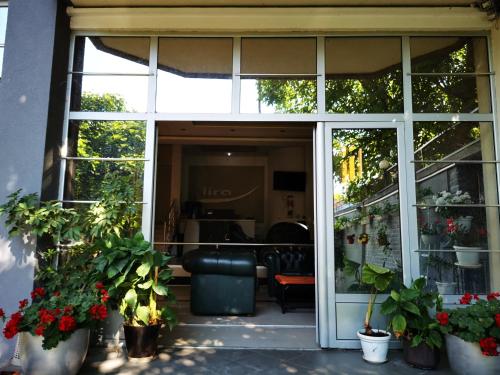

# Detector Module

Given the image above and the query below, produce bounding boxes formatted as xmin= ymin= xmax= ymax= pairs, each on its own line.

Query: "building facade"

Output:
xmin=1 ymin=0 xmax=500 ymax=361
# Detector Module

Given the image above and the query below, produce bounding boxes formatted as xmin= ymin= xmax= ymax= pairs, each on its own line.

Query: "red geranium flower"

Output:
xmin=0 ymin=308 xmax=4 ymax=320
xmin=3 ymin=312 xmax=23 ymax=339
xmin=487 ymin=292 xmax=500 ymax=301
xmin=30 ymin=287 xmax=46 ymax=300
xmin=460 ymin=293 xmax=473 ymax=305
xmin=53 ymin=291 xmax=61 ymax=297
xmin=95 ymin=282 xmax=104 ymax=290
xmin=100 ymin=289 xmax=109 ymax=303
xmin=18 ymin=299 xmax=29 ymax=309
xmin=89 ymin=304 xmax=108 ymax=321
xmin=38 ymin=308 xmax=55 ymax=324
xmin=479 ymin=337 xmax=499 ymax=356
xmin=436 ymin=312 xmax=449 ymax=326
xmin=63 ymin=306 xmax=73 ymax=315
xmin=58 ymin=316 xmax=76 ymax=332
xmin=34 ymin=325 xmax=46 ymax=336
xmin=496 ymin=314 xmax=500 ymax=328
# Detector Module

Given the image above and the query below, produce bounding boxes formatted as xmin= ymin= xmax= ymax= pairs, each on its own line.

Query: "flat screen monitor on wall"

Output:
xmin=273 ymin=171 xmax=306 ymax=192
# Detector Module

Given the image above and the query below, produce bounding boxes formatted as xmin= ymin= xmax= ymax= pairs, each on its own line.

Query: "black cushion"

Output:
xmin=183 ymin=249 xmax=256 ymax=277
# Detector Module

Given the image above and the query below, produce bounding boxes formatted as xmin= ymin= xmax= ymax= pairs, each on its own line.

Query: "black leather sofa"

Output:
xmin=262 ymin=222 xmax=314 ymax=297
xmin=182 ymin=248 xmax=257 ymax=315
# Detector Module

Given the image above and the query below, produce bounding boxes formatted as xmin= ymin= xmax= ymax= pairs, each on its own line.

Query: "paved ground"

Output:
xmin=80 ymin=347 xmax=453 ymax=375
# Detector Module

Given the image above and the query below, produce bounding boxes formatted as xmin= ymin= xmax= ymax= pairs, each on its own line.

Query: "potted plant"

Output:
xmin=377 ymin=225 xmax=390 ymax=247
xmin=420 ymin=221 xmax=440 ymax=247
xmin=436 ymin=292 xmax=500 ymax=375
xmin=433 ymin=190 xmax=473 ymax=227
xmin=357 ymin=263 xmax=395 ymax=363
xmin=0 ymin=281 xmax=109 ymax=375
xmin=0 ymin=190 xmax=106 ymax=375
xmin=447 ymin=218 xmax=485 ymax=266
xmin=380 ymin=277 xmax=443 ymax=369
xmin=428 ymin=254 xmax=456 ymax=295
xmin=358 ymin=233 xmax=369 ymax=245
xmin=93 ymin=233 xmax=177 ymax=358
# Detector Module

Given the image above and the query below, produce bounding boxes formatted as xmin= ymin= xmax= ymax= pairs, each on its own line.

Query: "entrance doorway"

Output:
xmin=152 ymin=121 xmax=317 ymax=349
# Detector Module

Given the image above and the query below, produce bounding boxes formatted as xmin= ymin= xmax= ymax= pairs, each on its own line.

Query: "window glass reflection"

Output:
xmin=333 ymin=128 xmax=403 ymax=293
xmin=411 ymin=37 xmax=491 ymax=113
xmin=70 ymin=37 xmax=150 ymax=112
xmin=325 ymin=37 xmax=403 ymax=113
xmin=240 ymin=38 xmax=317 ymax=114
xmin=156 ymin=38 xmax=232 ymax=113
xmin=414 ymin=122 xmax=500 ymax=295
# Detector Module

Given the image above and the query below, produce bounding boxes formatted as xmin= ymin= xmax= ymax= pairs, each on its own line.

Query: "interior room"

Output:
xmin=153 ymin=121 xmax=317 ymax=349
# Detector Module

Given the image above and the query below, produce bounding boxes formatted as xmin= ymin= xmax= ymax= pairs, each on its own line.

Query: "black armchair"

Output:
xmin=182 ymin=248 xmax=257 ymax=315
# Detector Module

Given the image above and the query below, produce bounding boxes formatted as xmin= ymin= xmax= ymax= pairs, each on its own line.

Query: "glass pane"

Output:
xmin=240 ymin=78 xmax=317 ymax=114
xmin=70 ymin=37 xmax=150 ymax=112
xmin=70 ymin=76 xmax=148 ymax=112
xmin=156 ymin=38 xmax=232 ymax=113
xmin=411 ymin=37 xmax=491 ymax=113
xmin=414 ymin=121 xmax=500 ymax=295
xmin=0 ymin=7 xmax=7 ymax=44
xmin=411 ymin=37 xmax=489 ymax=74
xmin=333 ymin=128 xmax=402 ymax=293
xmin=241 ymin=38 xmax=316 ymax=75
xmin=73 ymin=37 xmax=150 ymax=74
xmin=68 ymin=120 xmax=146 ymax=158
xmin=64 ymin=160 xmax=144 ymax=201
xmin=412 ymin=75 xmax=491 ymax=113
xmin=325 ymin=37 xmax=403 ymax=113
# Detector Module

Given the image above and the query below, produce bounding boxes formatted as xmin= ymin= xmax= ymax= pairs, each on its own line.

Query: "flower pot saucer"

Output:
xmin=362 ymin=355 xmax=388 ymax=364
xmin=454 ymin=262 xmax=481 ymax=269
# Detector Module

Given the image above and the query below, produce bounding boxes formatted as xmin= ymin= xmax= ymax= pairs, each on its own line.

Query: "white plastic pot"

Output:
xmin=453 ymin=246 xmax=481 ymax=266
xmin=435 ymin=281 xmax=457 ymax=295
xmin=19 ymin=328 xmax=90 ymax=375
xmin=357 ymin=329 xmax=391 ymax=364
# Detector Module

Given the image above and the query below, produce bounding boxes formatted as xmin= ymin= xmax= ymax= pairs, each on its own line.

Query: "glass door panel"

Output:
xmin=332 ymin=128 xmax=403 ymax=293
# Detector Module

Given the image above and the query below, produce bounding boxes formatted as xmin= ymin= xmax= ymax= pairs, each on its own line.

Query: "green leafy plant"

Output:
xmin=0 ymin=190 xmax=81 ymax=244
xmin=93 ymin=233 xmax=177 ymax=329
xmin=361 ymin=263 xmax=395 ymax=335
xmin=380 ymin=277 xmax=443 ymax=349
xmin=334 ymin=216 xmax=349 ymax=232
xmin=437 ymin=292 xmax=500 ymax=356
xmin=377 ymin=225 xmax=390 ymax=247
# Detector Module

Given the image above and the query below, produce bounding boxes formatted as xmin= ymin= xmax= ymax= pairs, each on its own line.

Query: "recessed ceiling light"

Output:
xmin=227 ymin=152 xmax=232 ymax=157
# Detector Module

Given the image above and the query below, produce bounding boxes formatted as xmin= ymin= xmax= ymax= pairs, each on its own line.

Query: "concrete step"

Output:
xmin=159 ymin=324 xmax=318 ymax=349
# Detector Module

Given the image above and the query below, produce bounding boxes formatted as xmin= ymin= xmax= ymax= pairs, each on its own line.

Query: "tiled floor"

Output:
xmin=80 ymin=347 xmax=453 ymax=375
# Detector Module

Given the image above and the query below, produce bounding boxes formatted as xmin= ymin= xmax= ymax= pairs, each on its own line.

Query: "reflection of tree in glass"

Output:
xmin=256 ymin=38 xmax=482 ymax=114
xmin=70 ymin=93 xmax=146 ymax=201
xmin=332 ymin=129 xmax=397 ymax=204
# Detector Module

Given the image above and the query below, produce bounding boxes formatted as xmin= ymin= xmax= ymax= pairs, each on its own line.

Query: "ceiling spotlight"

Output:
xmin=227 ymin=152 xmax=232 ymax=157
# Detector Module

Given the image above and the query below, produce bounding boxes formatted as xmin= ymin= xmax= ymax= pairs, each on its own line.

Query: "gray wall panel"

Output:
xmin=0 ymin=0 xmax=68 ymax=364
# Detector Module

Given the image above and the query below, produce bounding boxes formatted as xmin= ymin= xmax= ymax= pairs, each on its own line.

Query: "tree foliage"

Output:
xmin=70 ymin=93 xmax=146 ymax=201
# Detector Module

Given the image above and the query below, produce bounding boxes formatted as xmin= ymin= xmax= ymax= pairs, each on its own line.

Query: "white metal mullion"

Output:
xmin=413 ymin=113 xmax=494 ymax=122
xmin=315 ymin=123 xmax=332 ymax=348
xmin=69 ymin=112 xmax=147 ymax=121
xmin=141 ymin=36 xmax=158 ymax=240
xmin=232 ymin=37 xmax=241 ymax=114
xmin=402 ymin=36 xmax=420 ymax=284
xmin=317 ymin=37 xmax=326 ymax=114
xmin=58 ymin=34 xmax=76 ymax=202
xmin=487 ymin=35 xmax=500 ymax=207
xmin=323 ymin=123 xmax=337 ymax=347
